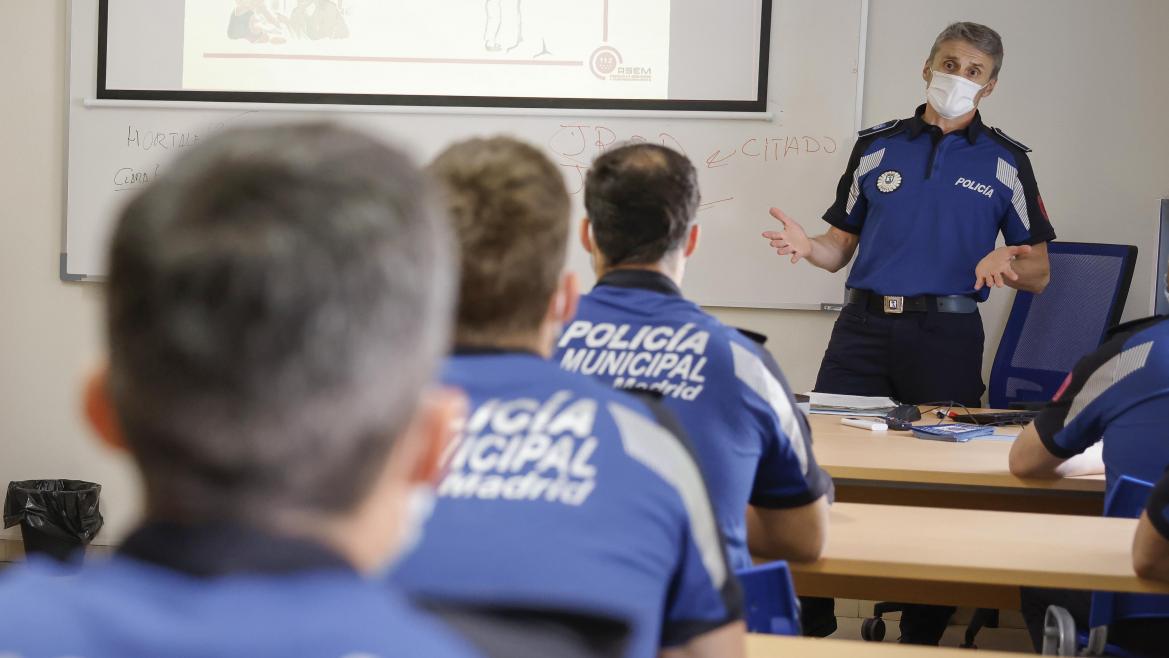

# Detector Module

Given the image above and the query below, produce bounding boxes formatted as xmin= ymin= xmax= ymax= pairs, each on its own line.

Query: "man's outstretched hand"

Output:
xmin=762 ymin=208 xmax=812 ymax=264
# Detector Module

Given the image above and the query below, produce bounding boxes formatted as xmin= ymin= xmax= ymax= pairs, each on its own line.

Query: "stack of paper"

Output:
xmin=807 ymin=393 xmax=898 ymax=417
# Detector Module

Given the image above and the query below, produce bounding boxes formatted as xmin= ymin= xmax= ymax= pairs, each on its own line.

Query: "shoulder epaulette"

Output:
xmin=735 ymin=327 xmax=769 ymax=346
xmin=1104 ymin=314 xmax=1169 ymax=341
xmin=990 ymin=127 xmax=1032 ymax=153
xmin=858 ymin=119 xmax=901 ymax=139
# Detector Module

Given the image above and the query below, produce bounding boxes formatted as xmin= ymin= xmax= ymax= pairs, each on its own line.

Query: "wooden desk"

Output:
xmin=747 ymin=634 xmax=1021 ymax=657
xmin=809 ymin=412 xmax=1105 ymax=515
xmin=789 ymin=503 xmax=1169 ymax=609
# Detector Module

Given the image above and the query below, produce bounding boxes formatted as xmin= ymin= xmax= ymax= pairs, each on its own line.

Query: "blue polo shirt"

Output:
xmin=1034 ymin=315 xmax=1169 ymax=499
xmin=392 ymin=350 xmax=742 ymax=658
xmin=825 ymin=105 xmax=1057 ymax=300
xmin=554 ymin=270 xmax=833 ymax=571
xmin=0 ymin=523 xmax=483 ymax=658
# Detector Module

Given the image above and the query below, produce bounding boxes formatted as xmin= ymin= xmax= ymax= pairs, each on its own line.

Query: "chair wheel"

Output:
xmin=861 ymin=617 xmax=886 ymax=642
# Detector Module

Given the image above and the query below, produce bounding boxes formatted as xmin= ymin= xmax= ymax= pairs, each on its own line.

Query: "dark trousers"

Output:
xmin=814 ymin=303 xmax=986 ymax=407
xmin=1021 ymin=587 xmax=1169 ymax=656
xmin=807 ymin=303 xmax=986 ymax=643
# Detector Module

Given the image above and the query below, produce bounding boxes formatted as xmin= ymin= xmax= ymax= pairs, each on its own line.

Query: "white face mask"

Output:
xmin=927 ymin=70 xmax=985 ymax=120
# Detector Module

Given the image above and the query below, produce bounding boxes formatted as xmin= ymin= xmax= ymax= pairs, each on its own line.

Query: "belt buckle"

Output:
xmin=883 ymin=296 xmax=904 ymax=314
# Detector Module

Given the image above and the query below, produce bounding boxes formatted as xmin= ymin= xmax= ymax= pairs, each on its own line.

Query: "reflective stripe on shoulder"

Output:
xmin=729 ymin=342 xmax=809 ymax=475
xmin=846 ymin=148 xmax=886 ymax=215
xmin=1065 ymin=341 xmax=1155 ymax=425
xmin=608 ymin=402 xmax=727 ymax=590
xmin=995 ymin=158 xmax=1031 ymax=230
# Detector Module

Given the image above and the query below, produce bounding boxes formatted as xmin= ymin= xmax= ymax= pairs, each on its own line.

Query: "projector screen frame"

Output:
xmin=96 ymin=0 xmax=773 ymax=113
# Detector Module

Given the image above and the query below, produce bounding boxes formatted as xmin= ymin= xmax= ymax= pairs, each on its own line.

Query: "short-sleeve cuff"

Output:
xmin=750 ymin=467 xmax=833 ymax=510
xmin=822 ymin=208 xmax=861 ymax=235
xmin=1020 ymin=224 xmax=1057 ymax=246
xmin=1036 ymin=425 xmax=1082 ymax=460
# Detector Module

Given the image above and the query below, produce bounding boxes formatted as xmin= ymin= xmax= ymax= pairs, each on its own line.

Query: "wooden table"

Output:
xmin=747 ymin=634 xmax=1022 ymax=657
xmin=788 ymin=503 xmax=1169 ymax=609
xmin=809 ymin=411 xmax=1105 ymax=515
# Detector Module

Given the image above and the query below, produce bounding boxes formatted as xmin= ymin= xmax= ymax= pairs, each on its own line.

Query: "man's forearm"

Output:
xmin=1134 ymin=514 xmax=1169 ymax=582
xmin=1007 ymin=248 xmax=1050 ymax=293
xmin=805 ymin=234 xmax=856 ymax=273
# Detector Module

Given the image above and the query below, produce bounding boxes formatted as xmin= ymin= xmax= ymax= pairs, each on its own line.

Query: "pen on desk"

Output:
xmin=840 ymin=417 xmax=888 ymax=432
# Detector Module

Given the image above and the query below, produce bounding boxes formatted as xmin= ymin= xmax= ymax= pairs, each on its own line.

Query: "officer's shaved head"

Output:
xmin=929 ymin=22 xmax=1004 ymax=79
xmin=585 ymin=143 xmax=700 ymax=268
xmin=428 ymin=136 xmax=571 ymax=347
xmin=105 ymin=123 xmax=454 ymax=523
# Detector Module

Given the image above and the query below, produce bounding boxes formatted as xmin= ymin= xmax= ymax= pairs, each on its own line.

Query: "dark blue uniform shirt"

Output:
xmin=1034 ymin=316 xmax=1169 ymax=500
xmin=554 ymin=270 xmax=833 ymax=571
xmin=392 ymin=351 xmax=741 ymax=658
xmin=1032 ymin=316 xmax=1169 ymax=623
xmin=825 ymin=105 xmax=1056 ymax=300
xmin=0 ymin=523 xmax=483 ymax=658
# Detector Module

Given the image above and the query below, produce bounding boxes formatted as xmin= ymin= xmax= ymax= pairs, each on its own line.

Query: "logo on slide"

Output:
xmin=590 ymin=46 xmax=622 ymax=80
xmin=876 ymin=170 xmax=903 ymax=193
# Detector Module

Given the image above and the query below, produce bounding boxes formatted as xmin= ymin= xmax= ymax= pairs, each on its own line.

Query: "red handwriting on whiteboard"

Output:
xmin=704 ymin=136 xmax=838 ymax=168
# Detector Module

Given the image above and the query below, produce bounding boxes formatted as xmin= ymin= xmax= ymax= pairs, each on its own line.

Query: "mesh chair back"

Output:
xmin=989 ymin=242 xmax=1137 ymax=409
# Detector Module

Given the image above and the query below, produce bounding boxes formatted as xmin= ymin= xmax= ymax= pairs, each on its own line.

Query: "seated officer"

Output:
xmin=554 ymin=143 xmax=832 ymax=572
xmin=1135 ymin=468 xmax=1169 ymax=583
xmin=392 ymin=136 xmax=745 ymax=658
xmin=1009 ymin=301 xmax=1169 ymax=654
xmin=0 ymin=124 xmax=484 ymax=656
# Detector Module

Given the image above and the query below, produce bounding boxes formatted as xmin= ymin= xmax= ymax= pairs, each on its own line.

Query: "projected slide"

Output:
xmin=181 ymin=0 xmax=671 ymax=99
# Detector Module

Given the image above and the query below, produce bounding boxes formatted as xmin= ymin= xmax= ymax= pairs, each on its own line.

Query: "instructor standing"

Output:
xmin=762 ymin=22 xmax=1055 ymax=644
xmin=765 ymin=21 xmax=1053 ymax=408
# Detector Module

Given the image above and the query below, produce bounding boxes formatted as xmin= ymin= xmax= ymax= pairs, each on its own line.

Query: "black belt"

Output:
xmin=845 ymin=289 xmax=978 ymax=315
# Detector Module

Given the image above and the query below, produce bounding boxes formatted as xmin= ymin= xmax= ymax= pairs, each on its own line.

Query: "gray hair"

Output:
xmin=106 ymin=123 xmax=454 ymax=523
xmin=928 ymin=22 xmax=1004 ymax=79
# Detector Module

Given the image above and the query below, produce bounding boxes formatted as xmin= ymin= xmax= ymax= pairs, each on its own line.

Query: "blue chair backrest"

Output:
xmin=1091 ymin=475 xmax=1169 ymax=629
xmin=736 ymin=561 xmax=801 ymax=636
xmin=989 ymin=242 xmax=1137 ymax=409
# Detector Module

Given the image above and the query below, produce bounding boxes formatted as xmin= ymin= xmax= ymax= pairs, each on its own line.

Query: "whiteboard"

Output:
xmin=65 ymin=0 xmax=866 ymax=310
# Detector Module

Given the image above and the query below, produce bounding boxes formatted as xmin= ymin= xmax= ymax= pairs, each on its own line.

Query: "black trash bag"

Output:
xmin=4 ymin=480 xmax=103 ymax=561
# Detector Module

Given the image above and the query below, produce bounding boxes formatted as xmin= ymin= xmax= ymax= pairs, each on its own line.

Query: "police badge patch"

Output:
xmin=876 ymin=170 xmax=902 ymax=193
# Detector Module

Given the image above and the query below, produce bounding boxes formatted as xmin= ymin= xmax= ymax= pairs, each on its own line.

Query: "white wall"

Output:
xmin=0 ymin=0 xmax=141 ymax=543
xmin=2 ymin=0 xmax=1167 ymax=543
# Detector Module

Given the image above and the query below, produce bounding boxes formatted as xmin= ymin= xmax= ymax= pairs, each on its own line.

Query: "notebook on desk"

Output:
xmin=807 ymin=393 xmax=898 ymax=418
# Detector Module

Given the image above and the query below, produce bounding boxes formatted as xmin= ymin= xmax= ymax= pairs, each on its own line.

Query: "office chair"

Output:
xmin=736 ymin=561 xmax=801 ymax=636
xmin=1044 ymin=476 xmax=1169 ymax=657
xmin=989 ymin=242 xmax=1138 ymax=409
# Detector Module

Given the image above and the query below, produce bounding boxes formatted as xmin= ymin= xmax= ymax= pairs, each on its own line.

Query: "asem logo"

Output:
xmin=590 ymin=46 xmax=622 ymax=80
xmin=955 ymin=177 xmax=994 ymax=199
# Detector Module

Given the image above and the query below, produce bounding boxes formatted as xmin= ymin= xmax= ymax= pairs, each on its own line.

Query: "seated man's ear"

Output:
xmin=579 ymin=218 xmax=594 ymax=254
xmin=684 ymin=223 xmax=701 ymax=258
xmin=401 ymin=387 xmax=468 ymax=487
xmin=83 ymin=364 xmax=129 ymax=454
xmin=550 ymin=271 xmax=581 ymax=327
